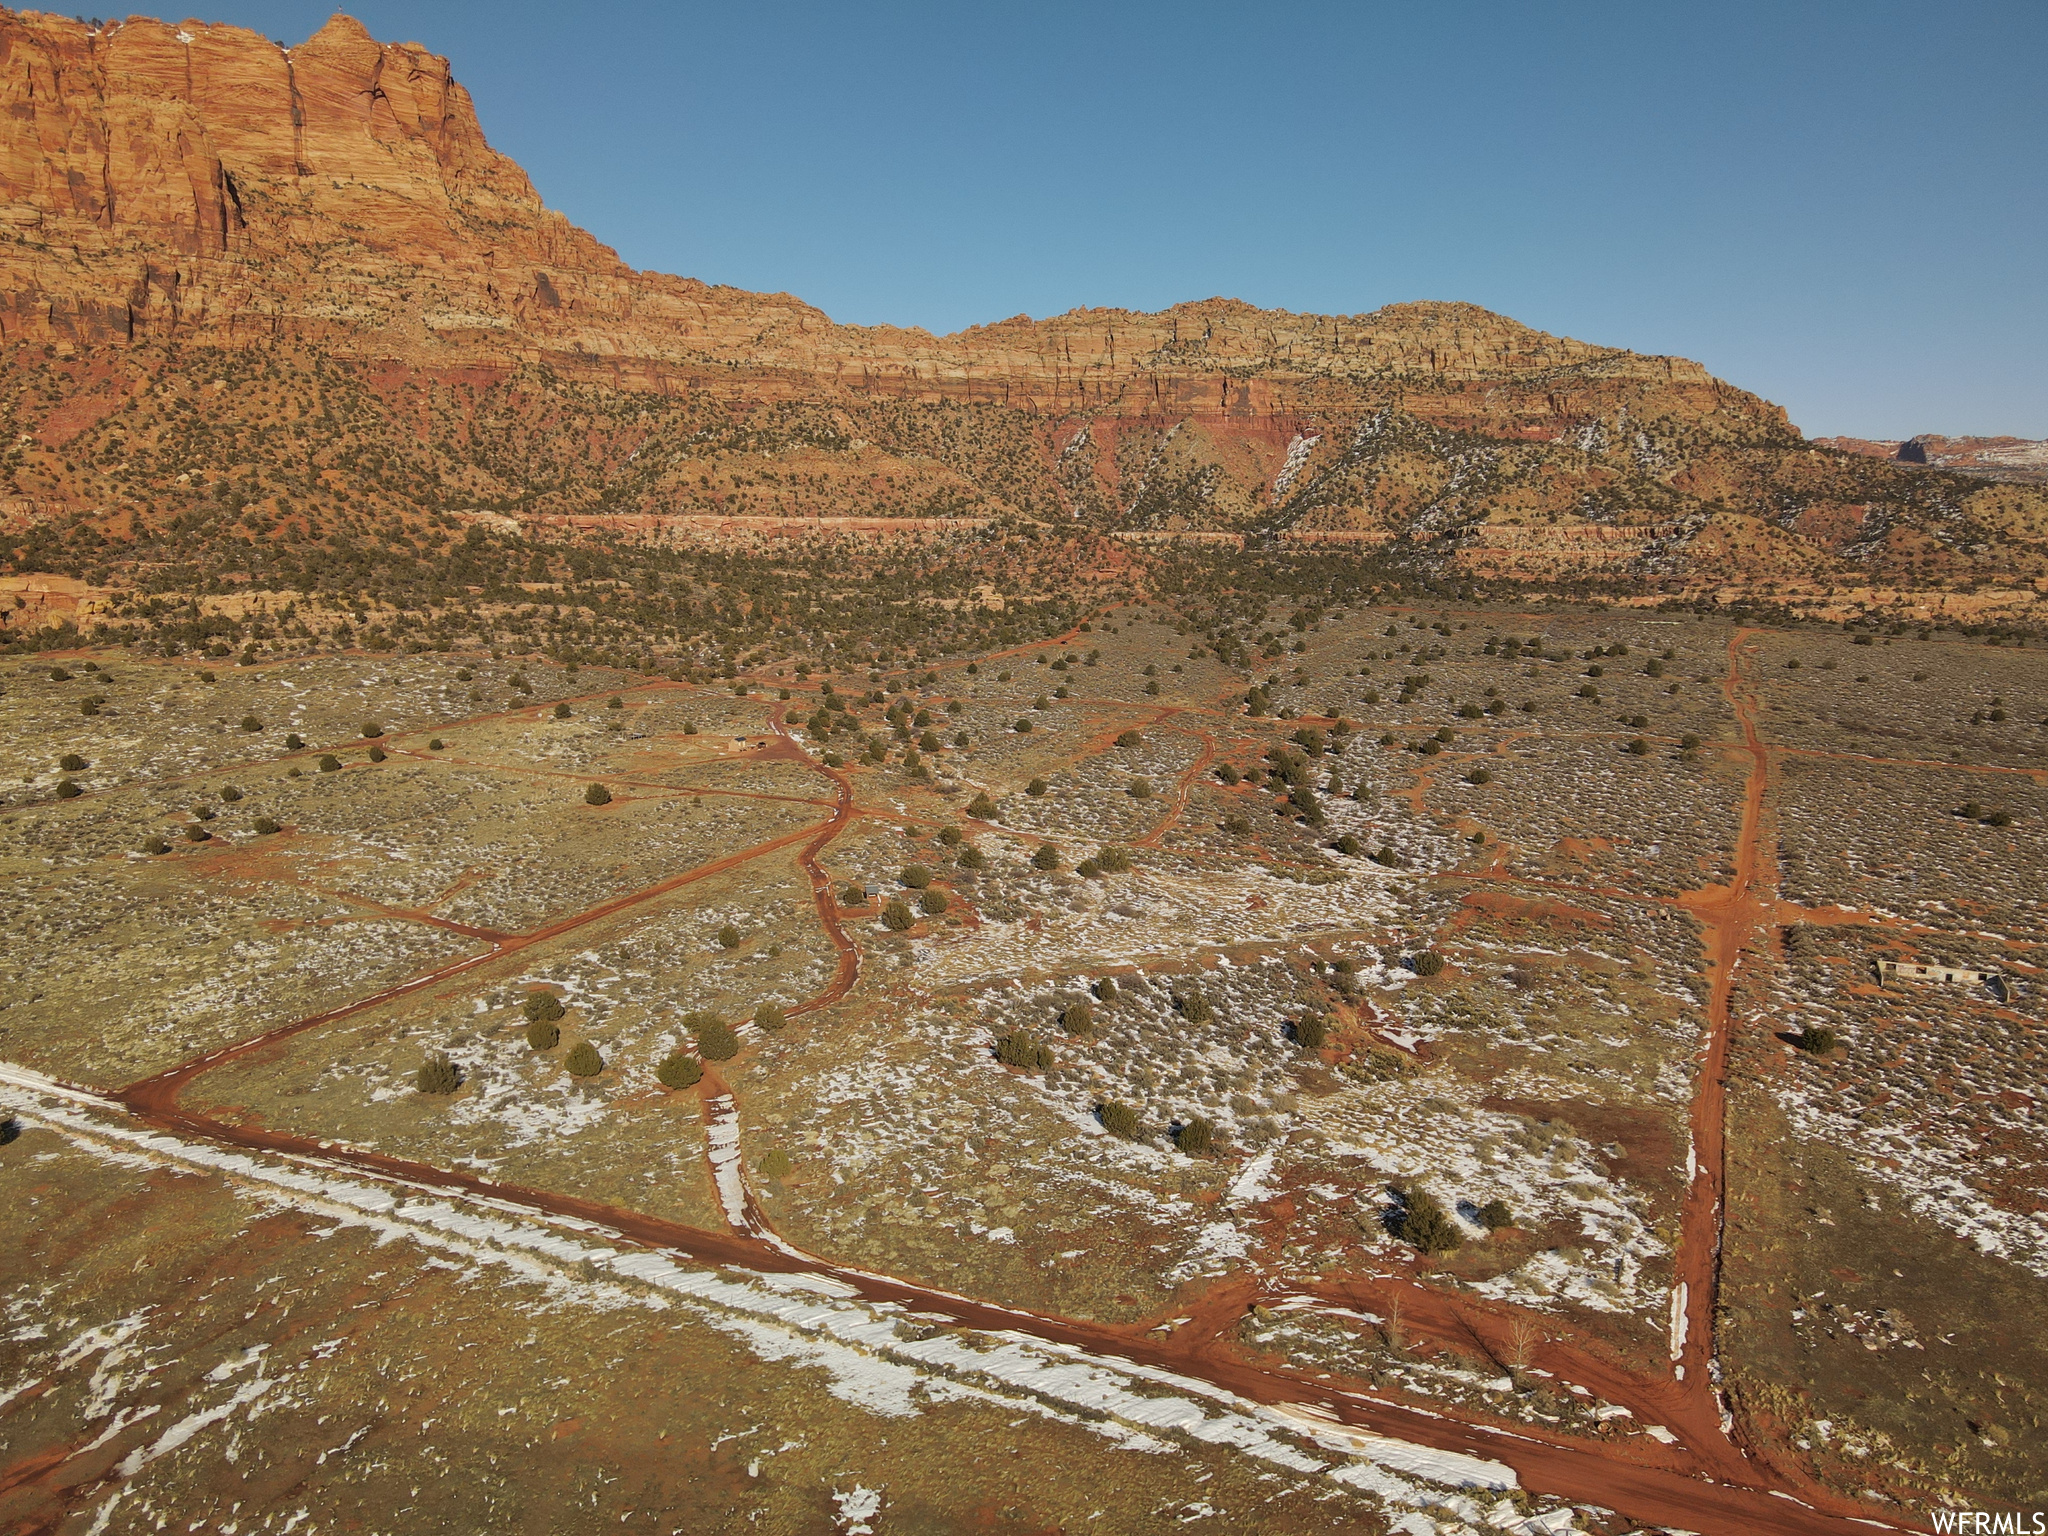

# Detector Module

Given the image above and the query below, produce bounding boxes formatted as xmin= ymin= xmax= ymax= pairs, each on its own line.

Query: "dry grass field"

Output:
xmin=4 ymin=602 xmax=2044 ymax=1532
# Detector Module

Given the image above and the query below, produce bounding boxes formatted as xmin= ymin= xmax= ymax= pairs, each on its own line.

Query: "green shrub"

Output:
xmin=525 ymin=1017 xmax=561 ymax=1050
xmin=956 ymin=845 xmax=987 ymax=870
xmin=565 ymin=1041 xmax=604 ymax=1077
xmin=48 ymin=666 xmax=70 ymax=681
xmin=881 ymin=899 xmax=915 ymax=931
xmin=318 ymin=754 xmax=342 ymax=772
xmin=758 ymin=1148 xmax=793 ymax=1179
xmin=1128 ymin=777 xmax=1153 ymax=800
xmin=1680 ymin=734 xmax=1702 ymax=749
xmin=1013 ymin=718 xmax=1032 ymax=733
xmin=1060 ymin=1000 xmax=1094 ymax=1033
xmin=717 ymin=924 xmax=742 ymax=949
xmin=253 ymin=816 xmax=281 ymax=835
xmin=1099 ymin=1102 xmax=1141 ymax=1140
xmin=754 ymin=1002 xmax=787 ymax=1031
xmin=240 ymin=715 xmax=263 ymax=732
xmin=141 ymin=835 xmax=169 ymax=855
xmin=1625 ymin=737 xmax=1649 ymax=756
xmin=1413 ymin=952 xmax=1446 ymax=977
xmin=607 ymin=695 xmax=624 ymax=710
xmin=285 ymin=733 xmax=305 ymax=750
xmin=1176 ymin=990 xmax=1213 ymax=1024
xmin=59 ymin=753 xmax=87 ymax=772
xmin=1075 ymin=858 xmax=1102 ymax=877
xmin=522 ymin=993 xmax=566 ymax=1025
xmin=54 ymin=779 xmax=81 ymax=799
xmin=1477 ymin=1199 xmax=1515 ymax=1230
xmin=1467 ymin=768 xmax=1492 ymax=785
xmin=695 ymin=1018 xmax=740 ymax=1061
xmin=937 ymin=826 xmax=964 ymax=847
xmin=900 ymin=863 xmax=933 ymax=889
xmin=584 ymin=783 xmax=613 ymax=806
xmin=1335 ymin=834 xmax=1361 ymax=855
xmin=1095 ymin=976 xmax=1119 ymax=1002
xmin=1115 ymin=730 xmax=1144 ymax=748
xmin=968 ymin=792 xmax=998 ymax=818
xmin=918 ymin=888 xmax=950 ymax=916
xmin=995 ymin=1031 xmax=1053 ymax=1070
xmin=415 ymin=1053 xmax=460 ymax=1094
xmin=553 ymin=701 xmax=572 ymax=719
xmin=1293 ymin=1014 xmax=1328 ymax=1050
xmin=1031 ymin=843 xmax=1061 ymax=871
xmin=366 ymin=745 xmax=387 ymax=763
xmin=1025 ymin=777 xmax=1048 ymax=797
xmin=1394 ymin=1186 xmax=1462 ymax=1253
xmin=183 ymin=824 xmax=210 ymax=843
xmin=840 ymin=884 xmax=868 ymax=906
xmin=1096 ymin=846 xmax=1133 ymax=873
xmin=219 ymin=785 xmax=242 ymax=802
xmin=1174 ymin=1118 xmax=1214 ymax=1156
xmin=362 ymin=722 xmax=383 ymax=738
xmin=1794 ymin=1025 xmax=1839 ymax=1056
xmin=656 ymin=1051 xmax=703 ymax=1089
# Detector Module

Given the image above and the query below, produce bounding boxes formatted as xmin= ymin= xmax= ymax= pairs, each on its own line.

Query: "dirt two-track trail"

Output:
xmin=56 ymin=666 xmax=1915 ymax=1536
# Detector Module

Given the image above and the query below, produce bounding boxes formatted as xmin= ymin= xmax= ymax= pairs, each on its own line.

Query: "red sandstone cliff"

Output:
xmin=0 ymin=9 xmax=2036 ymax=600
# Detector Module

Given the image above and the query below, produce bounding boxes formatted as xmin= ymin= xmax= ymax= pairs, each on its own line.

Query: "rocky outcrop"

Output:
xmin=0 ymin=8 xmax=2037 ymax=604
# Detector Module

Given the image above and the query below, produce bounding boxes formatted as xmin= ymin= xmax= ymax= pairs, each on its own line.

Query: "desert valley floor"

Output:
xmin=2 ymin=599 xmax=2043 ymax=1535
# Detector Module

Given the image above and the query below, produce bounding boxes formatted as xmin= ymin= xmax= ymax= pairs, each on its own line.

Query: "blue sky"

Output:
xmin=190 ymin=2 xmax=2043 ymax=439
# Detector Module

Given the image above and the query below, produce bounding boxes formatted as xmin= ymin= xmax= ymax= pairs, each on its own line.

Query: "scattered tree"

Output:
xmin=1794 ymin=1024 xmax=1839 ymax=1056
xmin=1393 ymin=1185 xmax=1462 ymax=1253
xmin=585 ymin=783 xmax=613 ymax=805
xmin=881 ymin=899 xmax=915 ymax=930
xmin=1174 ymin=1118 xmax=1214 ymax=1156
xmin=553 ymin=701 xmax=572 ymax=718
xmin=1477 ymin=1198 xmax=1515 ymax=1230
xmin=1412 ymin=952 xmax=1445 ymax=977
xmin=717 ymin=924 xmax=741 ymax=949
xmin=1031 ymin=842 xmax=1061 ymax=871
xmin=565 ymin=1041 xmax=604 ymax=1076
xmin=918 ymin=888 xmax=950 ymax=915
xmin=1293 ymin=1014 xmax=1328 ymax=1050
xmin=1099 ymin=1102 xmax=1141 ymax=1140
xmin=1060 ymin=1000 xmax=1094 ymax=1033
xmin=694 ymin=1015 xmax=740 ymax=1060
xmin=656 ymin=1051 xmax=703 ymax=1089
xmin=995 ymin=1030 xmax=1053 ymax=1070
xmin=415 ymin=1053 xmax=460 ymax=1094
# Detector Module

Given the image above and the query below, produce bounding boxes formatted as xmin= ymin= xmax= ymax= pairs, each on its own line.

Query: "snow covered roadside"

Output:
xmin=1 ymin=1063 xmax=1589 ymax=1535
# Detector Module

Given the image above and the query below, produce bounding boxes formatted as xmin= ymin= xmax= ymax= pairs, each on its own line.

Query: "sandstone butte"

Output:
xmin=0 ymin=8 xmax=2042 ymax=606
